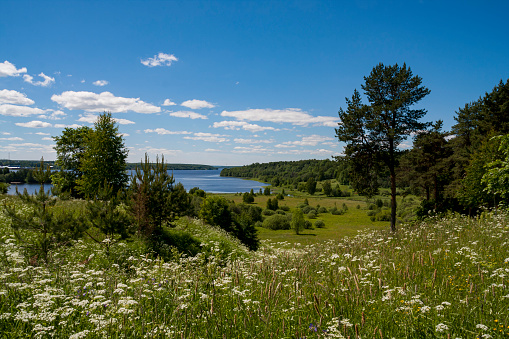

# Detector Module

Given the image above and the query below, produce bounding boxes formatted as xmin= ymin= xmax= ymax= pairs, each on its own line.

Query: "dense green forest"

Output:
xmin=221 ymin=159 xmax=348 ymax=187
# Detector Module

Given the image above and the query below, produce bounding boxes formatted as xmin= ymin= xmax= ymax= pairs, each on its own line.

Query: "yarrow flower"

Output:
xmin=435 ymin=323 xmax=449 ymax=332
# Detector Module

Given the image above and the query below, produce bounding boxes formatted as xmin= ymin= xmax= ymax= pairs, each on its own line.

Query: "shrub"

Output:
xmin=318 ymin=206 xmax=328 ymax=214
xmin=307 ymin=210 xmax=317 ymax=219
xmin=262 ymin=214 xmax=291 ymax=230
xmin=279 ymin=205 xmax=290 ymax=212
xmin=301 ymin=205 xmax=313 ymax=214
xmin=304 ymin=220 xmax=313 ymax=229
xmin=262 ymin=209 xmax=275 ymax=216
xmin=292 ymin=208 xmax=305 ymax=234
xmin=314 ymin=220 xmax=325 ymax=228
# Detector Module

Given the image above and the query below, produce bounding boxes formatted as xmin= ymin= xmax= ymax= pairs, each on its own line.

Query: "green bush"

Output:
xmin=262 ymin=209 xmax=275 ymax=216
xmin=318 ymin=206 xmax=327 ymax=213
xmin=314 ymin=220 xmax=325 ymax=228
xmin=262 ymin=214 xmax=291 ymax=230
xmin=307 ymin=210 xmax=317 ymax=219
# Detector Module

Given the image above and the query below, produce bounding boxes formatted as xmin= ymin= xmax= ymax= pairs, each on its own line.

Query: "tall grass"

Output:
xmin=0 ymin=196 xmax=508 ymax=338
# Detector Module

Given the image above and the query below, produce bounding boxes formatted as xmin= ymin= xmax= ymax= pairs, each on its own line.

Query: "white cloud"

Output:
xmin=144 ymin=128 xmax=192 ymax=135
xmin=162 ymin=99 xmax=177 ymax=106
xmin=232 ymin=146 xmax=271 ymax=154
xmin=213 ymin=120 xmax=278 ymax=133
xmin=115 ymin=118 xmax=135 ymax=125
xmin=184 ymin=132 xmax=229 ymax=143
xmin=41 ymin=137 xmax=53 ymax=141
xmin=0 ymin=137 xmax=23 ymax=141
xmin=54 ymin=123 xmax=83 ymax=129
xmin=181 ymin=99 xmax=215 ymax=110
xmin=51 ymin=91 xmax=161 ymax=113
xmin=38 ymin=110 xmax=66 ymax=120
xmin=0 ymin=61 xmax=27 ymax=77
xmin=234 ymin=138 xmax=274 ymax=144
xmin=15 ymin=120 xmax=52 ymax=128
xmin=23 ymin=72 xmax=55 ymax=87
xmin=78 ymin=113 xmax=135 ymax=125
xmin=169 ymin=111 xmax=208 ymax=120
xmin=0 ymin=89 xmax=35 ymax=105
xmin=93 ymin=80 xmax=109 ymax=86
xmin=0 ymin=104 xmax=46 ymax=117
xmin=5 ymin=142 xmax=55 ymax=153
xmin=141 ymin=53 xmax=178 ymax=67
xmin=133 ymin=146 xmax=182 ymax=157
xmin=277 ymin=135 xmax=334 ymax=147
xmin=221 ymin=108 xmax=339 ymax=127
xmin=35 ymin=132 xmax=50 ymax=135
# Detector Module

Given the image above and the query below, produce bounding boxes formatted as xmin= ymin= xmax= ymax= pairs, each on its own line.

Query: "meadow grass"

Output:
xmin=1 ymin=194 xmax=508 ymax=338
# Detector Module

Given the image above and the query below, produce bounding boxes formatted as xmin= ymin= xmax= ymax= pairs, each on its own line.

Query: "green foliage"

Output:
xmin=199 ymin=196 xmax=260 ymax=250
xmin=292 ymin=208 xmax=305 ymax=234
xmin=336 ymin=63 xmax=430 ymax=231
xmin=84 ymin=186 xmax=133 ymax=255
xmin=263 ymin=213 xmax=291 ymax=230
xmin=457 ymin=134 xmax=502 ymax=210
xmin=306 ymin=176 xmax=317 ymax=195
xmin=52 ymin=126 xmax=92 ymax=198
xmin=307 ymin=210 xmax=317 ymax=219
xmin=266 ymin=197 xmax=279 ymax=211
xmin=242 ymin=191 xmax=255 ymax=204
xmin=0 ymin=182 xmax=9 ymax=194
xmin=322 ymin=180 xmax=332 ymax=196
xmin=263 ymin=187 xmax=271 ymax=195
xmin=314 ymin=219 xmax=325 ymax=228
xmin=129 ymin=154 xmax=183 ymax=237
xmin=76 ymin=112 xmax=128 ymax=199
xmin=220 ymin=159 xmax=344 ymax=188
xmin=189 ymin=187 xmax=206 ymax=197
xmin=481 ymin=134 xmax=509 ymax=204
xmin=2 ymin=185 xmax=85 ymax=264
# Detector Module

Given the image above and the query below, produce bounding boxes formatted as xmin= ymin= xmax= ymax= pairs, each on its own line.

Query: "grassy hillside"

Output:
xmin=1 ymin=194 xmax=507 ymax=338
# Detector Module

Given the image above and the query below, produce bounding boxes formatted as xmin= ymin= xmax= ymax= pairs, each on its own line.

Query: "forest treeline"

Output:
xmin=220 ymin=159 xmax=348 ymax=187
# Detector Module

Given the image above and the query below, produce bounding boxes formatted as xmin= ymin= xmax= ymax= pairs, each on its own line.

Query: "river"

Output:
xmin=6 ymin=169 xmax=267 ymax=195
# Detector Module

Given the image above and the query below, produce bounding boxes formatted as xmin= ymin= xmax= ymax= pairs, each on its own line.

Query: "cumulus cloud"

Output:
xmin=133 ymin=146 xmax=182 ymax=157
xmin=184 ymin=132 xmax=229 ymax=143
xmin=0 ymin=104 xmax=46 ymax=117
xmin=0 ymin=89 xmax=35 ymax=105
xmin=169 ymin=111 xmax=208 ymax=120
xmin=23 ymin=72 xmax=55 ymax=87
xmin=0 ymin=61 xmax=27 ymax=77
xmin=141 ymin=53 xmax=178 ymax=67
xmin=234 ymin=138 xmax=274 ymax=144
xmin=181 ymin=99 xmax=215 ymax=110
xmin=221 ymin=108 xmax=339 ymax=127
xmin=162 ymin=99 xmax=177 ymax=106
xmin=144 ymin=128 xmax=192 ymax=135
xmin=51 ymin=91 xmax=161 ymax=113
xmin=78 ymin=113 xmax=135 ymax=125
xmin=5 ymin=142 xmax=55 ymax=153
xmin=212 ymin=120 xmax=278 ymax=132
xmin=35 ymin=132 xmax=50 ymax=135
xmin=93 ymin=80 xmax=109 ymax=86
xmin=15 ymin=120 xmax=52 ymax=128
xmin=0 ymin=137 xmax=23 ymax=141
xmin=277 ymin=135 xmax=334 ymax=147
xmin=38 ymin=110 xmax=66 ymax=120
xmin=54 ymin=123 xmax=83 ymax=129
xmin=232 ymin=146 xmax=271 ymax=154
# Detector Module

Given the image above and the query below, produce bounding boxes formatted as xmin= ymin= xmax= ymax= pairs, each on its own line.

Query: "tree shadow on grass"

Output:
xmin=297 ymin=233 xmax=316 ymax=236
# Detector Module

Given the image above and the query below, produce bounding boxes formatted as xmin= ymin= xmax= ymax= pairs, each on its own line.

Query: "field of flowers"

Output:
xmin=1 ymin=197 xmax=508 ymax=338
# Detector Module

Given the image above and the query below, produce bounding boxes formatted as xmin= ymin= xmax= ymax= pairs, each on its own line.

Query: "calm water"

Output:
xmin=7 ymin=169 xmax=266 ymax=195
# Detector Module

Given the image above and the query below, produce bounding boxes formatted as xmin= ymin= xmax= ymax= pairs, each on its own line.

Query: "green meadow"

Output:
xmin=1 ymin=192 xmax=508 ymax=338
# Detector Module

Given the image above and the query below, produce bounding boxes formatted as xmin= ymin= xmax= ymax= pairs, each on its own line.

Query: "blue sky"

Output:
xmin=1 ymin=0 xmax=508 ymax=166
